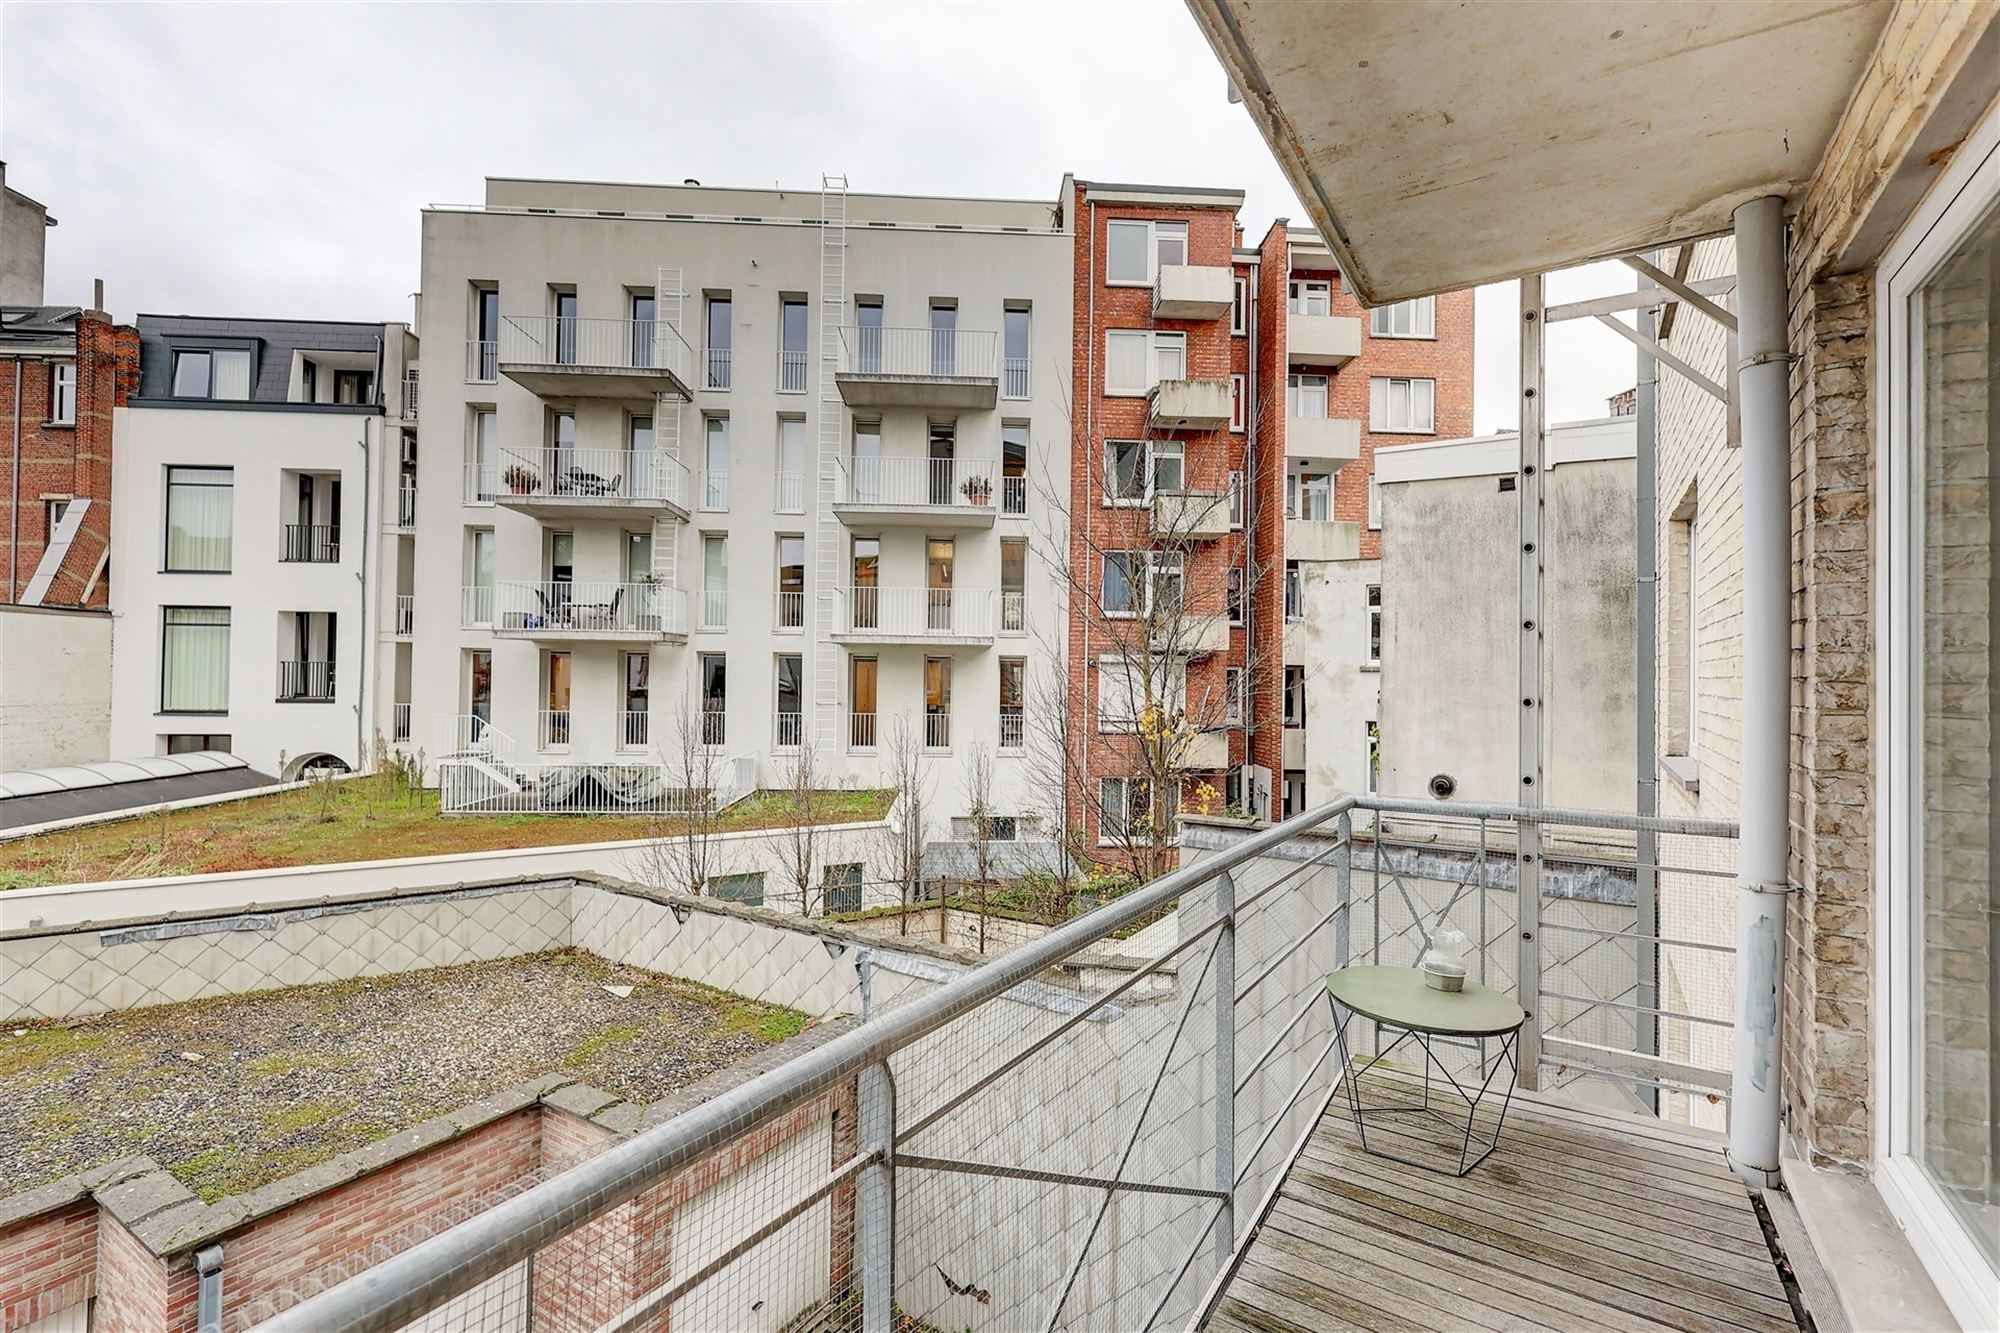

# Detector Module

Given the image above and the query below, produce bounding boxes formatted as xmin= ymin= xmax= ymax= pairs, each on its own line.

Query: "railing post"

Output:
xmin=1212 ymin=871 xmax=1236 ymax=1270
xmin=858 ymin=1060 xmax=896 ymax=1333
xmin=1516 ymin=274 xmax=1547 ymax=1091
xmin=1334 ymin=813 xmax=1352 ymax=970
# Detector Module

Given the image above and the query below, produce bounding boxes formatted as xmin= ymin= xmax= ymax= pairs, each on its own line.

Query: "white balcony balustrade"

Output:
xmin=924 ymin=712 xmax=951 ymax=750
xmin=401 ymin=370 xmax=419 ymax=419
xmin=774 ymin=471 xmax=807 ymax=514
xmin=461 ymin=585 xmax=495 ymax=628
xmin=699 ymin=588 xmax=728 ymax=631
xmin=436 ymin=713 xmax=510 ymax=758
xmin=280 ymin=523 xmax=341 ymax=563
xmin=702 ymin=346 xmax=731 ymax=391
xmin=619 ymin=710 xmax=651 ymax=751
xmin=832 ymin=586 xmax=995 ymax=645
xmin=848 ymin=711 xmax=877 ymax=750
xmin=835 ymin=326 xmax=1000 ymax=409
xmin=700 ymin=469 xmax=730 ymax=511
xmin=1001 ymin=474 xmax=1027 ymax=516
xmin=394 ymin=595 xmax=414 ymax=637
xmin=1002 ymin=356 xmax=1030 ymax=399
xmin=396 ymin=479 xmax=417 ymax=529
xmin=773 ymin=591 xmax=806 ymax=631
xmin=537 ymin=709 xmax=572 ymax=751
xmin=276 ymin=660 xmax=336 ymax=702
xmin=498 ymin=315 xmax=693 ymax=399
xmin=774 ymin=711 xmax=804 ymax=749
xmin=832 ymin=456 xmax=1001 ymax=527
xmin=465 ymin=339 xmax=497 ymax=384
xmin=1000 ymin=711 xmax=1025 ymax=750
xmin=489 ymin=581 xmax=687 ymax=642
xmin=391 ymin=702 xmax=412 ymax=744
xmin=778 ymin=348 xmax=809 ymax=393
xmin=493 ymin=447 xmax=689 ymax=520
xmin=1000 ymin=591 xmax=1026 ymax=634
xmin=700 ymin=709 xmax=726 ymax=748
xmin=463 ymin=462 xmax=498 ymax=506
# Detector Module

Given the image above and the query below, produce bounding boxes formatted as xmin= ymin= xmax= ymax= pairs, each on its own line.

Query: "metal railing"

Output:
xmin=703 ymin=346 xmax=731 ymax=390
xmin=248 ymin=797 xmax=1740 ymax=1333
xmin=1000 ymin=710 xmax=1025 ymax=750
xmin=436 ymin=756 xmax=754 ymax=818
xmin=280 ymin=523 xmax=340 ymax=563
xmin=774 ymin=589 xmax=805 ymax=630
xmin=836 ymin=456 xmax=999 ymax=510
xmin=1002 ymin=474 xmax=1027 ymax=515
xmin=537 ymin=709 xmax=571 ymax=751
xmin=619 ymin=709 xmax=650 ymax=751
xmin=1001 ymin=590 xmax=1026 ymax=633
xmin=701 ymin=468 xmax=729 ymax=510
xmin=391 ymin=702 xmax=411 ymax=744
xmin=462 ymin=462 xmax=497 ymax=505
xmin=775 ymin=710 xmax=804 ymax=749
xmin=402 ymin=369 xmax=419 ymax=419
xmin=396 ymin=479 xmax=417 ymax=529
xmin=924 ymin=710 xmax=950 ymax=749
xmin=460 ymin=584 xmax=494 ymax=628
xmin=850 ymin=711 xmax=877 ymax=750
xmin=394 ymin=595 xmax=414 ymax=637
xmin=779 ymin=348 xmax=809 ymax=393
xmin=837 ymin=586 xmax=993 ymax=638
xmin=276 ymin=659 xmax=335 ymax=701
xmin=775 ymin=470 xmax=807 ymax=513
xmin=837 ymin=324 xmax=999 ymax=379
xmin=500 ymin=315 xmax=692 ymax=379
xmin=491 ymin=581 xmax=687 ymax=638
xmin=436 ymin=713 xmax=510 ymax=759
xmin=494 ymin=447 xmax=688 ymax=508
xmin=700 ymin=708 xmax=726 ymax=747
xmin=1003 ymin=355 xmax=1030 ymax=398
xmin=465 ymin=339 xmax=497 ymax=383
xmin=699 ymin=587 xmax=728 ymax=631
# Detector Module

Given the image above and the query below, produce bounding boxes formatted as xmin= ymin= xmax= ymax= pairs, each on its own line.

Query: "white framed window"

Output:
xmin=1231 ymin=276 xmax=1248 ymax=335
xmin=1102 ymin=550 xmax=1181 ymax=617
xmin=1097 ymin=653 xmax=1182 ymax=733
xmin=1155 ymin=220 xmax=1188 ymax=270
xmin=1105 ymin=439 xmax=1146 ymax=503
xmin=1153 ymin=331 xmax=1186 ymax=384
xmin=1284 ymin=559 xmax=1302 ymax=621
xmin=702 ymin=415 xmax=730 ymax=509
xmin=1100 ymin=775 xmax=1177 ymax=844
xmin=1106 ymin=220 xmax=1153 ymax=285
xmin=1228 ymin=471 xmax=1244 ymax=529
xmin=1105 ymin=329 xmax=1149 ymax=395
xmin=1371 ymin=296 xmax=1436 ymax=339
xmin=1226 ymin=566 xmax=1244 ymax=625
xmin=1151 ymin=439 xmax=1185 ymax=495
xmin=1287 ymin=373 xmax=1329 ymax=419
xmin=1367 ymin=474 xmax=1382 ymax=529
xmin=1283 ymin=664 xmax=1305 ymax=727
xmin=1365 ymin=721 xmax=1380 ymax=794
xmin=1288 ymin=280 xmax=1330 ymax=317
xmin=1225 ymin=666 xmax=1245 ymax=725
xmin=1366 ymin=584 xmax=1382 ymax=667
xmin=1230 ymin=373 xmax=1247 ymax=431
xmin=1370 ymin=376 xmax=1437 ymax=433
xmin=50 ymin=363 xmax=76 ymax=425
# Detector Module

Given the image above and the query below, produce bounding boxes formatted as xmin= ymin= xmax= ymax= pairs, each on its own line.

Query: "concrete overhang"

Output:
xmin=1187 ymin=0 xmax=1893 ymax=301
xmin=498 ymin=362 xmax=690 ymax=401
xmin=834 ymin=373 xmax=998 ymax=411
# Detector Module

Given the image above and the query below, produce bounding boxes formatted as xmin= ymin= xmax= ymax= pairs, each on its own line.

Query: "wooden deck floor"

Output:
xmin=1208 ymin=1085 xmax=1803 ymax=1333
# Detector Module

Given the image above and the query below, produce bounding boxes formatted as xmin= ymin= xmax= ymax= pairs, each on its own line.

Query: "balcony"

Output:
xmin=1154 ymin=611 xmax=1231 ymax=657
xmin=1285 ymin=516 xmax=1363 ymax=562
xmin=1181 ymin=726 xmax=1230 ymax=769
xmin=1283 ymin=726 xmax=1306 ymax=768
xmin=830 ymin=586 xmax=994 ymax=646
xmin=1147 ymin=378 xmax=1233 ymax=431
xmin=497 ymin=315 xmax=694 ymax=400
xmin=489 ymin=580 xmax=688 ymax=643
xmin=835 ymin=326 xmax=999 ymax=410
xmin=831 ymin=457 xmax=1001 ymax=528
xmin=1151 ymin=489 xmax=1235 ymax=539
xmin=1152 ymin=263 xmax=1235 ymax=319
xmin=393 ymin=595 xmax=414 ymax=637
xmin=391 ymin=702 xmax=411 ymax=744
xmin=1287 ymin=413 xmax=1364 ymax=464
xmin=1288 ymin=311 xmax=1363 ymax=367
xmin=276 ymin=660 xmax=335 ymax=702
xmin=490 ymin=447 xmax=690 ymax=522
xmin=279 ymin=523 xmax=340 ymax=563
xmin=401 ymin=369 xmax=419 ymax=420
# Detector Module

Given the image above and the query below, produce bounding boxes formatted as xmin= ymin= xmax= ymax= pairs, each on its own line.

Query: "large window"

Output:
xmin=1288 ymin=280 xmax=1330 ymax=317
xmin=699 ymin=653 xmax=727 ymax=745
xmin=779 ymin=298 xmax=808 ymax=392
xmin=1002 ymin=307 xmax=1031 ymax=398
xmin=1105 ymin=439 xmax=1146 ymax=501
xmin=1371 ymin=376 xmax=1437 ymax=433
xmin=1100 ymin=776 xmax=1176 ymax=844
xmin=1106 ymin=220 xmax=1152 ymax=285
xmin=1287 ymin=373 xmax=1329 ymax=419
xmin=1000 ymin=539 xmax=1026 ymax=633
xmin=1371 ymin=296 xmax=1436 ymax=338
xmin=776 ymin=535 xmax=805 ymax=629
xmin=171 ymin=347 xmax=252 ymax=400
xmin=1105 ymin=329 xmax=1185 ymax=394
xmin=161 ymin=607 xmax=229 ymax=713
xmin=1098 ymin=654 xmax=1182 ymax=733
xmin=775 ymin=654 xmax=804 ymax=748
xmin=776 ymin=416 xmax=806 ymax=513
xmin=850 ymin=656 xmax=878 ymax=749
xmin=998 ymin=658 xmax=1025 ymax=751
xmin=705 ymin=296 xmax=732 ymax=389
xmin=50 ymin=362 xmax=75 ymax=425
xmin=702 ymin=534 xmax=728 ymax=630
xmin=164 ymin=466 xmax=232 ymax=572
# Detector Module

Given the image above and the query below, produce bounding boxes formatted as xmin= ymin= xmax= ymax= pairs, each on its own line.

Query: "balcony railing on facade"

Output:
xmin=395 ymin=479 xmax=417 ymax=530
xmin=848 ymin=710 xmax=878 ymax=750
xmin=275 ymin=659 xmax=335 ymax=702
xmin=1002 ymin=356 xmax=1030 ymax=399
xmin=701 ymin=347 xmax=731 ymax=391
xmin=484 ymin=581 xmax=688 ymax=642
xmin=390 ymin=702 xmax=411 ymax=744
xmin=830 ymin=586 xmax=995 ymax=645
xmin=401 ymin=369 xmax=419 ymax=420
xmin=778 ymin=348 xmax=809 ymax=394
xmin=999 ymin=709 xmax=1025 ymax=750
xmin=393 ymin=595 xmax=414 ymax=637
xmin=834 ymin=325 xmax=1000 ymax=409
xmin=774 ymin=711 xmax=804 ymax=750
xmin=619 ymin=709 xmax=650 ymax=752
xmin=774 ymin=470 xmax=807 ymax=514
xmin=255 ymin=797 xmax=1744 ymax=1333
xmin=435 ymin=712 xmax=511 ymax=760
xmin=831 ymin=456 xmax=1003 ymax=527
xmin=435 ymin=752 xmax=754 ymax=818
xmin=279 ymin=523 xmax=340 ymax=563
xmin=497 ymin=315 xmax=695 ymax=400
xmin=490 ymin=447 xmax=691 ymax=521
xmin=773 ymin=590 xmax=806 ymax=631
xmin=537 ymin=709 xmax=572 ymax=751
xmin=923 ymin=710 xmax=951 ymax=750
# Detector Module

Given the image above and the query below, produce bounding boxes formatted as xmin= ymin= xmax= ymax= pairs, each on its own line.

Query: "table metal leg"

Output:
xmin=1330 ymin=1007 xmax=1524 ymax=1178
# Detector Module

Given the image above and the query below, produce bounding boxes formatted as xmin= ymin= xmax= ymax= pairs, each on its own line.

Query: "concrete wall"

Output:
xmin=0 ymin=165 xmax=49 ymax=306
xmin=0 ymin=606 xmax=109 ymax=769
xmin=1299 ymin=557 xmax=1379 ymax=804
xmin=1376 ymin=419 xmax=1638 ymax=811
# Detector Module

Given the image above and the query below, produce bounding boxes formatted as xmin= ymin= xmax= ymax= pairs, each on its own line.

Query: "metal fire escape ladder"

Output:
xmin=812 ymin=175 xmax=849 ymax=746
xmin=653 ymin=266 xmax=687 ymax=602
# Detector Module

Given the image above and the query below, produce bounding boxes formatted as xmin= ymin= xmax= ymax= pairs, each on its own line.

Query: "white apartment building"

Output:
xmin=107 ymin=316 xmax=417 ymax=778
xmin=410 ymin=177 xmax=1071 ymax=834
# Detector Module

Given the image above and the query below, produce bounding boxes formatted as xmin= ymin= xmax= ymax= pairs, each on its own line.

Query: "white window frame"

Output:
xmin=1105 ymin=329 xmax=1150 ymax=396
xmin=1282 ymin=664 xmax=1306 ymax=728
xmin=1230 ymin=373 xmax=1246 ymax=431
xmin=1098 ymin=775 xmax=1177 ymax=846
xmin=1875 ymin=97 xmax=2000 ymax=1333
xmin=1231 ymin=276 xmax=1248 ymax=335
xmin=1371 ymin=376 xmax=1437 ymax=434
xmin=1370 ymin=296 xmax=1437 ymax=339
xmin=1104 ymin=439 xmax=1148 ymax=505
xmin=1106 ymin=219 xmax=1155 ymax=286
xmin=1287 ymin=373 xmax=1329 ymax=419
xmin=1224 ymin=666 xmax=1245 ymax=725
xmin=1152 ymin=331 xmax=1186 ymax=384
xmin=1367 ymin=475 xmax=1382 ymax=530
xmin=1288 ymin=280 xmax=1331 ymax=317
xmin=1284 ymin=560 xmax=1302 ymax=622
xmin=1151 ymin=439 xmax=1185 ymax=496
xmin=50 ymin=362 xmax=76 ymax=425
xmin=1365 ymin=584 xmax=1382 ymax=668
xmin=1227 ymin=471 xmax=1244 ymax=530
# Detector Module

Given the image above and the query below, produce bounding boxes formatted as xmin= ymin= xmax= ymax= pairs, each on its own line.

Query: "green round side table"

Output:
xmin=1325 ymin=964 xmax=1527 ymax=1177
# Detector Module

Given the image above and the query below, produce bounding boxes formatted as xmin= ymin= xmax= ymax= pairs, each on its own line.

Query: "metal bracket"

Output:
xmin=1592 ymin=315 xmax=1729 ymax=404
xmin=1622 ymin=254 xmax=1739 ymax=332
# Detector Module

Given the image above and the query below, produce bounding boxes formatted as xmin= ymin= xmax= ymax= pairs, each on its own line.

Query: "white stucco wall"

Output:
xmin=0 ymin=606 xmax=110 ymax=770
xmin=1299 ymin=558 xmax=1380 ymax=805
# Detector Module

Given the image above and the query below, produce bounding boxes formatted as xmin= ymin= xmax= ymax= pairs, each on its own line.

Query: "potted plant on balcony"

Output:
xmin=503 ymin=464 xmax=539 ymax=495
xmin=960 ymin=475 xmax=992 ymax=506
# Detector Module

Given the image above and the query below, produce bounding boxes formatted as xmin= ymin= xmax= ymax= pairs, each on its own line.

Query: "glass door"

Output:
xmin=851 ymin=538 xmax=879 ymax=630
xmin=927 ymin=538 xmax=954 ymax=631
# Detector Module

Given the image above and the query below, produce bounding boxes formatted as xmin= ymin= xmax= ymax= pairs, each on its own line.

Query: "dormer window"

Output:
xmin=171 ymin=347 xmax=252 ymax=401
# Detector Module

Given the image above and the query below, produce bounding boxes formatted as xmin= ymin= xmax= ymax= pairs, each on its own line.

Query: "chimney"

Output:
xmin=92 ymin=278 xmax=105 ymax=315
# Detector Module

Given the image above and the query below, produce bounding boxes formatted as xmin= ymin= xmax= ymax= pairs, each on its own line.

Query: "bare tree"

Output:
xmin=876 ymin=712 xmax=933 ymax=936
xmin=626 ymin=702 xmax=720 ymax=896
xmin=961 ymin=740 xmax=997 ymax=953
xmin=768 ymin=737 xmax=825 ymax=916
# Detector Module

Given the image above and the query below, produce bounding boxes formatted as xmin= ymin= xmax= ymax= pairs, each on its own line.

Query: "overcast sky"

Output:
xmin=3 ymin=2 xmax=1638 ymax=432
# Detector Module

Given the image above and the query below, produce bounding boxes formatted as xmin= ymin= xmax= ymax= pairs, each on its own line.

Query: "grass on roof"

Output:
xmin=0 ymin=772 xmax=893 ymax=889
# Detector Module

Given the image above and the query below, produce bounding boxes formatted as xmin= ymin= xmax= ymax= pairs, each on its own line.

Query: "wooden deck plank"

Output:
xmin=1209 ymin=1090 xmax=1802 ymax=1333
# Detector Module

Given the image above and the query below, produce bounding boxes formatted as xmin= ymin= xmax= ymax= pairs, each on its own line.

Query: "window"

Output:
xmin=1106 ymin=220 xmax=1152 ymax=284
xmin=703 ymin=416 xmax=730 ymax=508
xmin=850 ymin=420 xmax=881 ymax=503
xmin=1225 ymin=666 xmax=1245 ymax=725
xmin=1000 ymin=539 xmax=1026 ymax=633
xmin=629 ymin=414 xmax=655 ymax=497
xmin=702 ymin=534 xmax=728 ymax=630
xmin=1100 ymin=776 xmax=1177 ymax=844
xmin=1098 ymin=654 xmax=1183 ymax=732
xmin=823 ymin=863 xmax=864 ymax=915
xmin=1103 ymin=551 xmax=1181 ymax=617
xmin=929 ymin=302 xmax=957 ymax=376
xmin=1154 ymin=221 xmax=1188 ymax=270
xmin=1367 ymin=475 xmax=1382 ymax=530
xmin=1366 ymin=584 xmax=1383 ymax=667
xmin=1668 ymin=503 xmax=1700 ymax=759
xmin=1001 ymin=421 xmax=1028 ymax=514
xmin=161 ymin=607 xmax=230 ymax=712
xmin=705 ymin=295 xmax=733 ymax=389
xmin=631 ymin=292 xmax=657 ymax=368
xmin=332 ymin=369 xmax=372 ymax=405
xmin=1370 ymin=376 xmax=1437 ymax=433
xmin=1291 ymin=472 xmax=1331 ymax=521
xmin=1149 ymin=551 xmax=1184 ymax=615
xmin=552 ymin=291 xmax=578 ymax=364
xmin=1231 ymin=277 xmax=1248 ymax=335
xmin=1365 ymin=722 xmax=1381 ymax=795
xmin=1371 ymin=296 xmax=1436 ymax=339
xmin=851 ymin=536 xmax=879 ymax=629
xmin=1284 ymin=560 xmax=1302 ymax=621
xmin=469 ymin=409 xmax=497 ymax=502
xmin=171 ymin=347 xmax=251 ymax=400
xmin=699 ymin=653 xmax=727 ymax=745
xmin=43 ymin=497 xmax=68 ymax=541
xmin=776 ymin=535 xmax=805 ymax=629
xmin=926 ymin=538 xmax=955 ymax=630
xmin=854 ymin=299 xmax=883 ymax=373
xmin=1103 ymin=551 xmax=1138 ymax=616
xmin=466 ymin=529 xmax=494 ymax=624
xmin=1230 ymin=373 xmax=1246 ymax=431
xmin=1228 ymin=471 xmax=1244 ymax=529
xmin=622 ymin=652 xmax=650 ymax=749
xmin=927 ymin=419 xmax=957 ymax=504
xmin=1105 ymin=439 xmax=1146 ymax=502
xmin=1227 ymin=567 xmax=1244 ymax=625
xmin=165 ymin=733 xmax=230 ymax=755
xmin=300 ymin=359 xmax=317 ymax=403
xmin=1002 ymin=307 xmax=1031 ymax=398
xmin=1153 ymin=331 xmax=1186 ymax=383
xmin=780 ymin=297 xmax=808 ymax=392
xmin=49 ymin=363 xmax=75 ymax=424
xmin=1105 ymin=330 xmax=1150 ymax=396
xmin=775 ymin=653 xmax=804 ymax=748
xmin=924 ymin=657 xmax=951 ymax=750
xmin=625 ymin=529 xmax=652 ymax=584
xmin=164 ymin=466 xmax=232 ymax=572
xmin=850 ymin=656 xmax=878 ymax=748
xmin=711 ymin=872 xmax=764 ymax=906
xmin=473 ymin=288 xmax=500 ymax=381
xmin=542 ymin=650 xmax=571 ymax=747
xmin=1287 ymin=373 xmax=1329 ymax=419
xmin=1151 ymin=439 xmax=1185 ymax=495
xmin=1288 ymin=280 xmax=1331 ymax=317
xmin=776 ymin=416 xmax=806 ymax=512
xmin=1284 ymin=665 xmax=1306 ymax=728
xmin=1283 ymin=772 xmax=1306 ymax=820
xmin=998 ymin=658 xmax=1025 ymax=750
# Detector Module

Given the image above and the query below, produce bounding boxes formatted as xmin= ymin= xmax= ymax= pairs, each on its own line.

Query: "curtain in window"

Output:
xmin=165 ymin=470 xmax=233 ymax=571
xmin=212 ymin=350 xmax=252 ymax=400
xmin=1106 ymin=331 xmax=1148 ymax=395
xmin=162 ymin=608 xmax=230 ymax=711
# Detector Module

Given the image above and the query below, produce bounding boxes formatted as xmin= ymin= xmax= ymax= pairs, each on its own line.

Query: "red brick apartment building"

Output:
xmin=0 ymin=306 xmax=139 ymax=606
xmin=1067 ymin=180 xmax=1473 ymax=852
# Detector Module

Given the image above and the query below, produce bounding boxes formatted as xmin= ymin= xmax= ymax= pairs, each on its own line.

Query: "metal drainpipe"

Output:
xmin=9 ymin=357 xmax=21 ymax=601
xmin=1728 ymin=195 xmax=1790 ymax=1188
xmin=1243 ymin=253 xmax=1260 ymax=815
xmin=1082 ymin=198 xmax=1095 ymax=856
xmin=355 ymin=418 xmax=374 ymax=771
xmin=1634 ymin=266 xmax=1661 ymax=1115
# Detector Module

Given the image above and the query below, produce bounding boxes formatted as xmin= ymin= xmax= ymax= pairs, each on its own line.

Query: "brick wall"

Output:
xmin=0 ymin=1198 xmax=94 ymax=1331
